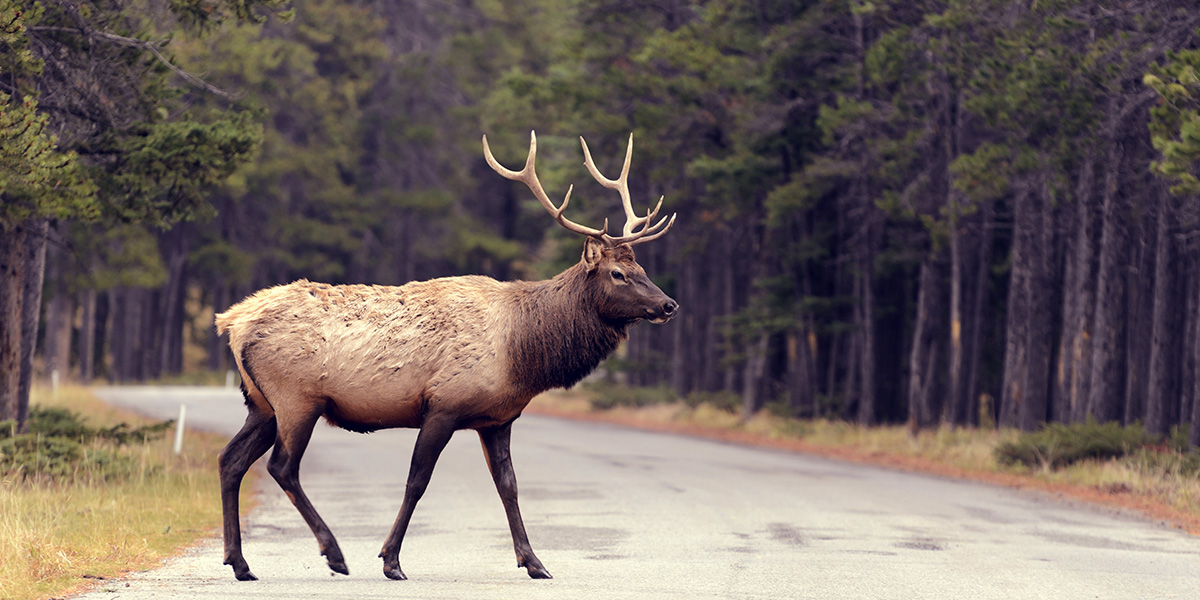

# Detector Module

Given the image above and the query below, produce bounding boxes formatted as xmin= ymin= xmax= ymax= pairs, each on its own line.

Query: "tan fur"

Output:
xmin=217 ymin=277 xmax=534 ymax=430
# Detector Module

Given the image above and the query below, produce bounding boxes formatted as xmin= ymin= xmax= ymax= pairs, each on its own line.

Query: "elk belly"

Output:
xmin=321 ymin=394 xmax=424 ymax=432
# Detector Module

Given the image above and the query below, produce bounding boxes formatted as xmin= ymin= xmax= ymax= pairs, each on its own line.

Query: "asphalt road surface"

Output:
xmin=74 ymin=386 xmax=1200 ymax=600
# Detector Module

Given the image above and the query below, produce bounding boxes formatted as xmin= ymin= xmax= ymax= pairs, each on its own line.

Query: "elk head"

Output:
xmin=483 ymin=131 xmax=679 ymax=325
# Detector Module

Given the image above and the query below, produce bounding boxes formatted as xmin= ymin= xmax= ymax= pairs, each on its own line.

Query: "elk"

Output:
xmin=215 ymin=131 xmax=678 ymax=582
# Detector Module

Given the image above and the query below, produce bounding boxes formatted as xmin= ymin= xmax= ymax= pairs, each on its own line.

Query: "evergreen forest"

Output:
xmin=4 ymin=0 xmax=1200 ymax=443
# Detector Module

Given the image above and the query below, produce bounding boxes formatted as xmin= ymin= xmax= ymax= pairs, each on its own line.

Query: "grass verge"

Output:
xmin=0 ymin=386 xmax=239 ymax=600
xmin=528 ymin=388 xmax=1200 ymax=534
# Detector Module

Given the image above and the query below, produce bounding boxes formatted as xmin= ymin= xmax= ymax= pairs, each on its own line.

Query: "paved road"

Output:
xmin=77 ymin=386 xmax=1199 ymax=600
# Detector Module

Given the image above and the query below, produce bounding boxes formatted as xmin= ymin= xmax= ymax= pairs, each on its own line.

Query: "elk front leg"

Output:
xmin=379 ymin=415 xmax=456 ymax=580
xmin=219 ymin=408 xmax=277 ymax=581
xmin=479 ymin=421 xmax=551 ymax=579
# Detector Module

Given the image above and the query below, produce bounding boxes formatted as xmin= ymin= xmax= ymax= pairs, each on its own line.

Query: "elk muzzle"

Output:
xmin=646 ymin=296 xmax=678 ymax=324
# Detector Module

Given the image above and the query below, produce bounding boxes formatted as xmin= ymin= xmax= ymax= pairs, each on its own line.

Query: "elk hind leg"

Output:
xmin=268 ymin=398 xmax=349 ymax=575
xmin=480 ymin=421 xmax=551 ymax=579
xmin=220 ymin=407 xmax=277 ymax=581
xmin=379 ymin=414 xmax=456 ymax=580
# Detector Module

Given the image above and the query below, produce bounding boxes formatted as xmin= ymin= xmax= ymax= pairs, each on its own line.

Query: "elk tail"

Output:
xmin=215 ymin=304 xmax=245 ymax=337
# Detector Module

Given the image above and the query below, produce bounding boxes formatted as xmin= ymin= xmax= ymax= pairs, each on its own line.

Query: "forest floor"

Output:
xmin=0 ymin=386 xmax=248 ymax=600
xmin=526 ymin=389 xmax=1200 ymax=536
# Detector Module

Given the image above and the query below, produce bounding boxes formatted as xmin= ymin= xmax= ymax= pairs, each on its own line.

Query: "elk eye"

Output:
xmin=611 ymin=270 xmax=626 ymax=282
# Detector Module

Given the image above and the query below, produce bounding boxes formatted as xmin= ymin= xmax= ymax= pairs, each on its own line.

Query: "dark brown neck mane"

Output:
xmin=507 ymin=263 xmax=629 ymax=393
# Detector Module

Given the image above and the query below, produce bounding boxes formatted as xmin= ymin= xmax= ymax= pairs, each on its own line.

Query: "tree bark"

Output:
xmin=962 ymin=201 xmax=995 ymax=427
xmin=0 ymin=224 xmax=29 ymax=423
xmin=1191 ymin=279 xmax=1200 ymax=446
xmin=17 ymin=219 xmax=49 ymax=431
xmin=42 ymin=224 xmax=72 ymax=381
xmin=160 ymin=236 xmax=189 ymax=376
xmin=1146 ymin=189 xmax=1180 ymax=436
xmin=43 ymin=292 xmax=72 ymax=378
xmin=78 ymin=288 xmax=97 ymax=385
xmin=1000 ymin=180 xmax=1055 ymax=431
xmin=856 ymin=247 xmax=877 ymax=425
xmin=1000 ymin=184 xmax=1033 ymax=429
xmin=1026 ymin=179 xmax=1058 ymax=430
xmin=1087 ymin=135 xmax=1127 ymax=423
xmin=1059 ymin=152 xmax=1097 ymax=422
xmin=1124 ymin=198 xmax=1156 ymax=425
xmin=741 ymin=334 xmax=769 ymax=417
xmin=907 ymin=257 xmax=943 ymax=432
xmin=947 ymin=208 xmax=967 ymax=424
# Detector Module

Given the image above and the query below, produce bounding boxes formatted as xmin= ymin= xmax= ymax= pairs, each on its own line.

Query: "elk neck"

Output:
xmin=507 ymin=262 xmax=628 ymax=393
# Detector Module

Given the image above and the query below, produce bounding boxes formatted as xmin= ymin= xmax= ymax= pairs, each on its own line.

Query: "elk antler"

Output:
xmin=579 ymin=133 xmax=675 ymax=246
xmin=482 ymin=131 xmax=676 ymax=247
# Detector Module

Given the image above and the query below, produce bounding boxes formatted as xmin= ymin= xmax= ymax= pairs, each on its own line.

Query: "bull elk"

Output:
xmin=215 ymin=131 xmax=678 ymax=582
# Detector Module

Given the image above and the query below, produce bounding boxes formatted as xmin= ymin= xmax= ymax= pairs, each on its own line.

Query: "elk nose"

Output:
xmin=662 ymin=299 xmax=678 ymax=316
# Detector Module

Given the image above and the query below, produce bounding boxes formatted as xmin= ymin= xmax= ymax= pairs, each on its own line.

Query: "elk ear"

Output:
xmin=582 ymin=237 xmax=605 ymax=272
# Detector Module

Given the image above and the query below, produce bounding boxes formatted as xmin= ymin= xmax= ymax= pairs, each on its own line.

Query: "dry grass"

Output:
xmin=531 ymin=389 xmax=1200 ymax=533
xmin=0 ymin=386 xmax=239 ymax=600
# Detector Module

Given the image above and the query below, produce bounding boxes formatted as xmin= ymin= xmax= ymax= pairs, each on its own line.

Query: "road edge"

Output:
xmin=524 ymin=403 xmax=1200 ymax=536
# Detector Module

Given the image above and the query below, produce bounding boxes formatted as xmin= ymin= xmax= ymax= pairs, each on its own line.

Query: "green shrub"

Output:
xmin=584 ymin=382 xmax=676 ymax=411
xmin=1167 ymin=424 xmax=1191 ymax=453
xmin=0 ymin=435 xmax=83 ymax=479
xmin=685 ymin=390 xmax=741 ymax=414
xmin=995 ymin=420 xmax=1159 ymax=469
xmin=0 ymin=407 xmax=171 ymax=481
xmin=1125 ymin=446 xmax=1200 ymax=478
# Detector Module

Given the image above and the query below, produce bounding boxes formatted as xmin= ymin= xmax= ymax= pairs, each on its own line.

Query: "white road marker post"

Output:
xmin=173 ymin=404 xmax=187 ymax=455
xmin=51 ymin=369 xmax=60 ymax=399
xmin=226 ymin=369 xmax=235 ymax=389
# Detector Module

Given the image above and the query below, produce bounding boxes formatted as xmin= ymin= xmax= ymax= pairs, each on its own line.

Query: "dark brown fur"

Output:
xmin=508 ymin=262 xmax=630 ymax=393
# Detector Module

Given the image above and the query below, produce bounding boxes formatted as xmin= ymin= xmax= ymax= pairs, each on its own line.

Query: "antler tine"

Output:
xmin=628 ymin=213 xmax=677 ymax=246
xmin=581 ymin=133 xmax=654 ymax=237
xmin=483 ymin=131 xmax=607 ymax=239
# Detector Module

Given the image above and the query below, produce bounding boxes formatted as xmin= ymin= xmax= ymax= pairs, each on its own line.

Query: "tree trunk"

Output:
xmin=1028 ymin=182 xmax=1057 ymax=430
xmin=1191 ymin=280 xmax=1200 ymax=446
xmin=1087 ymin=137 xmax=1127 ymax=424
xmin=1124 ymin=194 xmax=1159 ymax=426
xmin=43 ymin=291 xmax=72 ymax=379
xmin=1059 ymin=152 xmax=1097 ymax=422
xmin=1000 ymin=184 xmax=1033 ymax=429
xmin=0 ymin=224 xmax=29 ymax=423
xmin=907 ymin=257 xmax=943 ymax=432
xmin=856 ymin=248 xmax=877 ymax=425
xmin=1001 ymin=180 xmax=1055 ymax=431
xmin=947 ymin=208 xmax=967 ymax=424
xmin=1180 ymin=262 xmax=1198 ymax=441
xmin=962 ymin=201 xmax=995 ymax=427
xmin=160 ymin=239 xmax=189 ymax=376
xmin=741 ymin=334 xmax=769 ymax=417
xmin=42 ymin=223 xmax=72 ymax=381
xmin=1146 ymin=190 xmax=1180 ymax=436
xmin=78 ymin=289 xmax=97 ymax=385
xmin=17 ymin=219 xmax=49 ymax=431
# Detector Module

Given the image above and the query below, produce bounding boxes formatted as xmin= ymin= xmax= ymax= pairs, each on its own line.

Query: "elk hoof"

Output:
xmin=322 ymin=546 xmax=349 ymax=575
xmin=525 ymin=562 xmax=552 ymax=579
xmin=227 ymin=558 xmax=258 ymax=581
xmin=383 ymin=565 xmax=407 ymax=581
